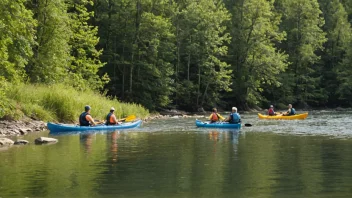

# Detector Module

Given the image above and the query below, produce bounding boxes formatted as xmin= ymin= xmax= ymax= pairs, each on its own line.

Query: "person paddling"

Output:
xmin=224 ymin=107 xmax=241 ymax=124
xmin=209 ymin=108 xmax=225 ymax=123
xmin=268 ymin=105 xmax=277 ymax=116
xmin=106 ymin=107 xmax=119 ymax=125
xmin=79 ymin=105 xmax=96 ymax=126
xmin=283 ymin=104 xmax=296 ymax=116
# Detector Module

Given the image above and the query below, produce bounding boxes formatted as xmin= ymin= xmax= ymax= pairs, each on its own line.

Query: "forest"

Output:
xmin=1 ymin=0 xmax=352 ymax=113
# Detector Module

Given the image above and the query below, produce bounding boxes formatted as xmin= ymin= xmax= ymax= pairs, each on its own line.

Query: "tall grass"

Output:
xmin=5 ymin=84 xmax=149 ymax=122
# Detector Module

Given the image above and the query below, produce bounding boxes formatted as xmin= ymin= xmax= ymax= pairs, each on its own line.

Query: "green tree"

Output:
xmin=276 ymin=0 xmax=327 ymax=106
xmin=0 ymin=0 xmax=36 ymax=83
xmin=318 ymin=0 xmax=351 ymax=106
xmin=95 ymin=0 xmax=176 ymax=110
xmin=174 ymin=0 xmax=232 ymax=111
xmin=66 ymin=0 xmax=107 ymax=91
xmin=27 ymin=0 xmax=71 ymax=84
xmin=336 ymin=41 xmax=352 ymax=106
xmin=224 ymin=0 xmax=288 ymax=110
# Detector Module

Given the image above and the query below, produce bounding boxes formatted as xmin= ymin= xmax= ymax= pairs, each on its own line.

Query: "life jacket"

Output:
xmin=268 ymin=108 xmax=275 ymax=115
xmin=79 ymin=112 xmax=90 ymax=126
xmin=211 ymin=113 xmax=219 ymax=122
xmin=229 ymin=113 xmax=241 ymax=124
xmin=289 ymin=108 xmax=296 ymax=115
xmin=106 ymin=112 xmax=117 ymax=125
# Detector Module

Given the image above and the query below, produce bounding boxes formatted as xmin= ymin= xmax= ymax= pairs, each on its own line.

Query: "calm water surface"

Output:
xmin=1 ymin=111 xmax=352 ymax=197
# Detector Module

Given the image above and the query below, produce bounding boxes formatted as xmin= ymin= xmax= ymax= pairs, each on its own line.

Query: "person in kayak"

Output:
xmin=268 ymin=105 xmax=277 ymax=116
xmin=209 ymin=108 xmax=225 ymax=123
xmin=79 ymin=105 xmax=96 ymax=126
xmin=106 ymin=107 xmax=119 ymax=125
xmin=283 ymin=104 xmax=296 ymax=116
xmin=224 ymin=107 xmax=241 ymax=124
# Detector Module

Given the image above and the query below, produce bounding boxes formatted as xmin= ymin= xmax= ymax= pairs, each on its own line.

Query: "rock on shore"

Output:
xmin=14 ymin=140 xmax=29 ymax=145
xmin=0 ymin=138 xmax=14 ymax=146
xmin=0 ymin=120 xmax=46 ymax=137
xmin=34 ymin=137 xmax=58 ymax=144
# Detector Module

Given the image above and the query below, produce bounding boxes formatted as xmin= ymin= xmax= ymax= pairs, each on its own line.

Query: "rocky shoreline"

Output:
xmin=0 ymin=120 xmax=47 ymax=137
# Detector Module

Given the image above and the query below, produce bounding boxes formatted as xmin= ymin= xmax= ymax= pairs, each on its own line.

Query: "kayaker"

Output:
xmin=224 ymin=107 xmax=241 ymax=124
xmin=106 ymin=107 xmax=119 ymax=125
xmin=79 ymin=105 xmax=96 ymax=126
xmin=209 ymin=108 xmax=225 ymax=123
xmin=268 ymin=105 xmax=277 ymax=116
xmin=283 ymin=104 xmax=296 ymax=116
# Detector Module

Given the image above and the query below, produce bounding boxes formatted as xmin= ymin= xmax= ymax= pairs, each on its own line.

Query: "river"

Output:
xmin=1 ymin=111 xmax=352 ymax=197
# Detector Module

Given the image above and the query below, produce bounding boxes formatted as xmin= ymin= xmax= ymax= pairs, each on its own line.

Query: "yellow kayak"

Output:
xmin=258 ymin=112 xmax=308 ymax=120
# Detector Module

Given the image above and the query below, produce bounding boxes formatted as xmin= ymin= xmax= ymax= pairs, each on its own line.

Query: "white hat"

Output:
xmin=270 ymin=105 xmax=273 ymax=108
xmin=110 ymin=107 xmax=115 ymax=111
xmin=232 ymin=107 xmax=237 ymax=111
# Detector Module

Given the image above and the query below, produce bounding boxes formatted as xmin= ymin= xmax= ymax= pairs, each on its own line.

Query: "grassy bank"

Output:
xmin=2 ymin=83 xmax=149 ymax=122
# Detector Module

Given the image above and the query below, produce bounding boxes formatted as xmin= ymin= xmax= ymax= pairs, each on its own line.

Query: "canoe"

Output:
xmin=47 ymin=119 xmax=143 ymax=133
xmin=258 ymin=113 xmax=308 ymax=120
xmin=195 ymin=119 xmax=241 ymax=129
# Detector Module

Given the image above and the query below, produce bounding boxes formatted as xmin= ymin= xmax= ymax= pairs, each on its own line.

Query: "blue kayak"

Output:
xmin=195 ymin=119 xmax=241 ymax=129
xmin=47 ymin=119 xmax=143 ymax=132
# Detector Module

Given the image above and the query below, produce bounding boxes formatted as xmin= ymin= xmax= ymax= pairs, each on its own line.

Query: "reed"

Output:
xmin=4 ymin=84 xmax=149 ymax=122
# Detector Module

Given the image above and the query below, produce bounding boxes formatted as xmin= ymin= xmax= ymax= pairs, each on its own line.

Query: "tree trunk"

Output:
xmin=130 ymin=0 xmax=141 ymax=94
xmin=187 ymin=36 xmax=192 ymax=81
xmin=196 ymin=64 xmax=201 ymax=107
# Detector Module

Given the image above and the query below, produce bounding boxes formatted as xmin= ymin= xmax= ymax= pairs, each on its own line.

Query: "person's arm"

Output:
xmin=223 ymin=116 xmax=229 ymax=122
xmin=218 ymin=114 xmax=225 ymax=120
xmin=86 ymin=115 xmax=96 ymax=126
xmin=208 ymin=114 xmax=213 ymax=120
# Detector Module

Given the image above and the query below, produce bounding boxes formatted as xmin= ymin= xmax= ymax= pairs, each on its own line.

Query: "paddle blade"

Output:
xmin=124 ymin=115 xmax=136 ymax=122
xmin=244 ymin=123 xmax=252 ymax=127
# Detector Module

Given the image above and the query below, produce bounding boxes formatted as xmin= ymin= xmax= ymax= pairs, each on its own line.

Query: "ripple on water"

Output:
xmin=238 ymin=111 xmax=352 ymax=139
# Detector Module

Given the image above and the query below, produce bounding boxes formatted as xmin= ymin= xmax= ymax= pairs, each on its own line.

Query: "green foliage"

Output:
xmin=96 ymin=0 xmax=177 ymax=110
xmin=131 ymin=12 xmax=176 ymax=109
xmin=225 ymin=0 xmax=288 ymax=109
xmin=336 ymin=39 xmax=352 ymax=105
xmin=277 ymin=0 xmax=327 ymax=105
xmin=173 ymin=0 xmax=232 ymax=111
xmin=0 ymin=0 xmax=36 ymax=83
xmin=3 ymin=0 xmax=352 ymax=113
xmin=317 ymin=0 xmax=351 ymax=106
xmin=4 ymin=84 xmax=149 ymax=122
xmin=27 ymin=0 xmax=71 ymax=84
xmin=66 ymin=0 xmax=107 ymax=91
xmin=0 ymin=77 xmax=10 ymax=118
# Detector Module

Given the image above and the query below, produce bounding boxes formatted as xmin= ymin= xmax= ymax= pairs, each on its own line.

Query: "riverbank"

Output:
xmin=0 ymin=120 xmax=47 ymax=137
xmin=1 ymin=83 xmax=149 ymax=122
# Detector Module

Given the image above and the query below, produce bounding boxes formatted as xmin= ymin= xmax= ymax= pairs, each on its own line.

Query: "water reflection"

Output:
xmin=207 ymin=129 xmax=241 ymax=155
xmin=109 ymin=131 xmax=120 ymax=163
xmin=80 ymin=133 xmax=94 ymax=154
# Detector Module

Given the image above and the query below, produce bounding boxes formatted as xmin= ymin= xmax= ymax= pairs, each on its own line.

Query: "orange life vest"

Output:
xmin=211 ymin=113 xmax=219 ymax=121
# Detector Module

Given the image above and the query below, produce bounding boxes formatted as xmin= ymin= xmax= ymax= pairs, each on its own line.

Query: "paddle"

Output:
xmin=93 ymin=120 xmax=105 ymax=125
xmin=118 ymin=115 xmax=136 ymax=122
